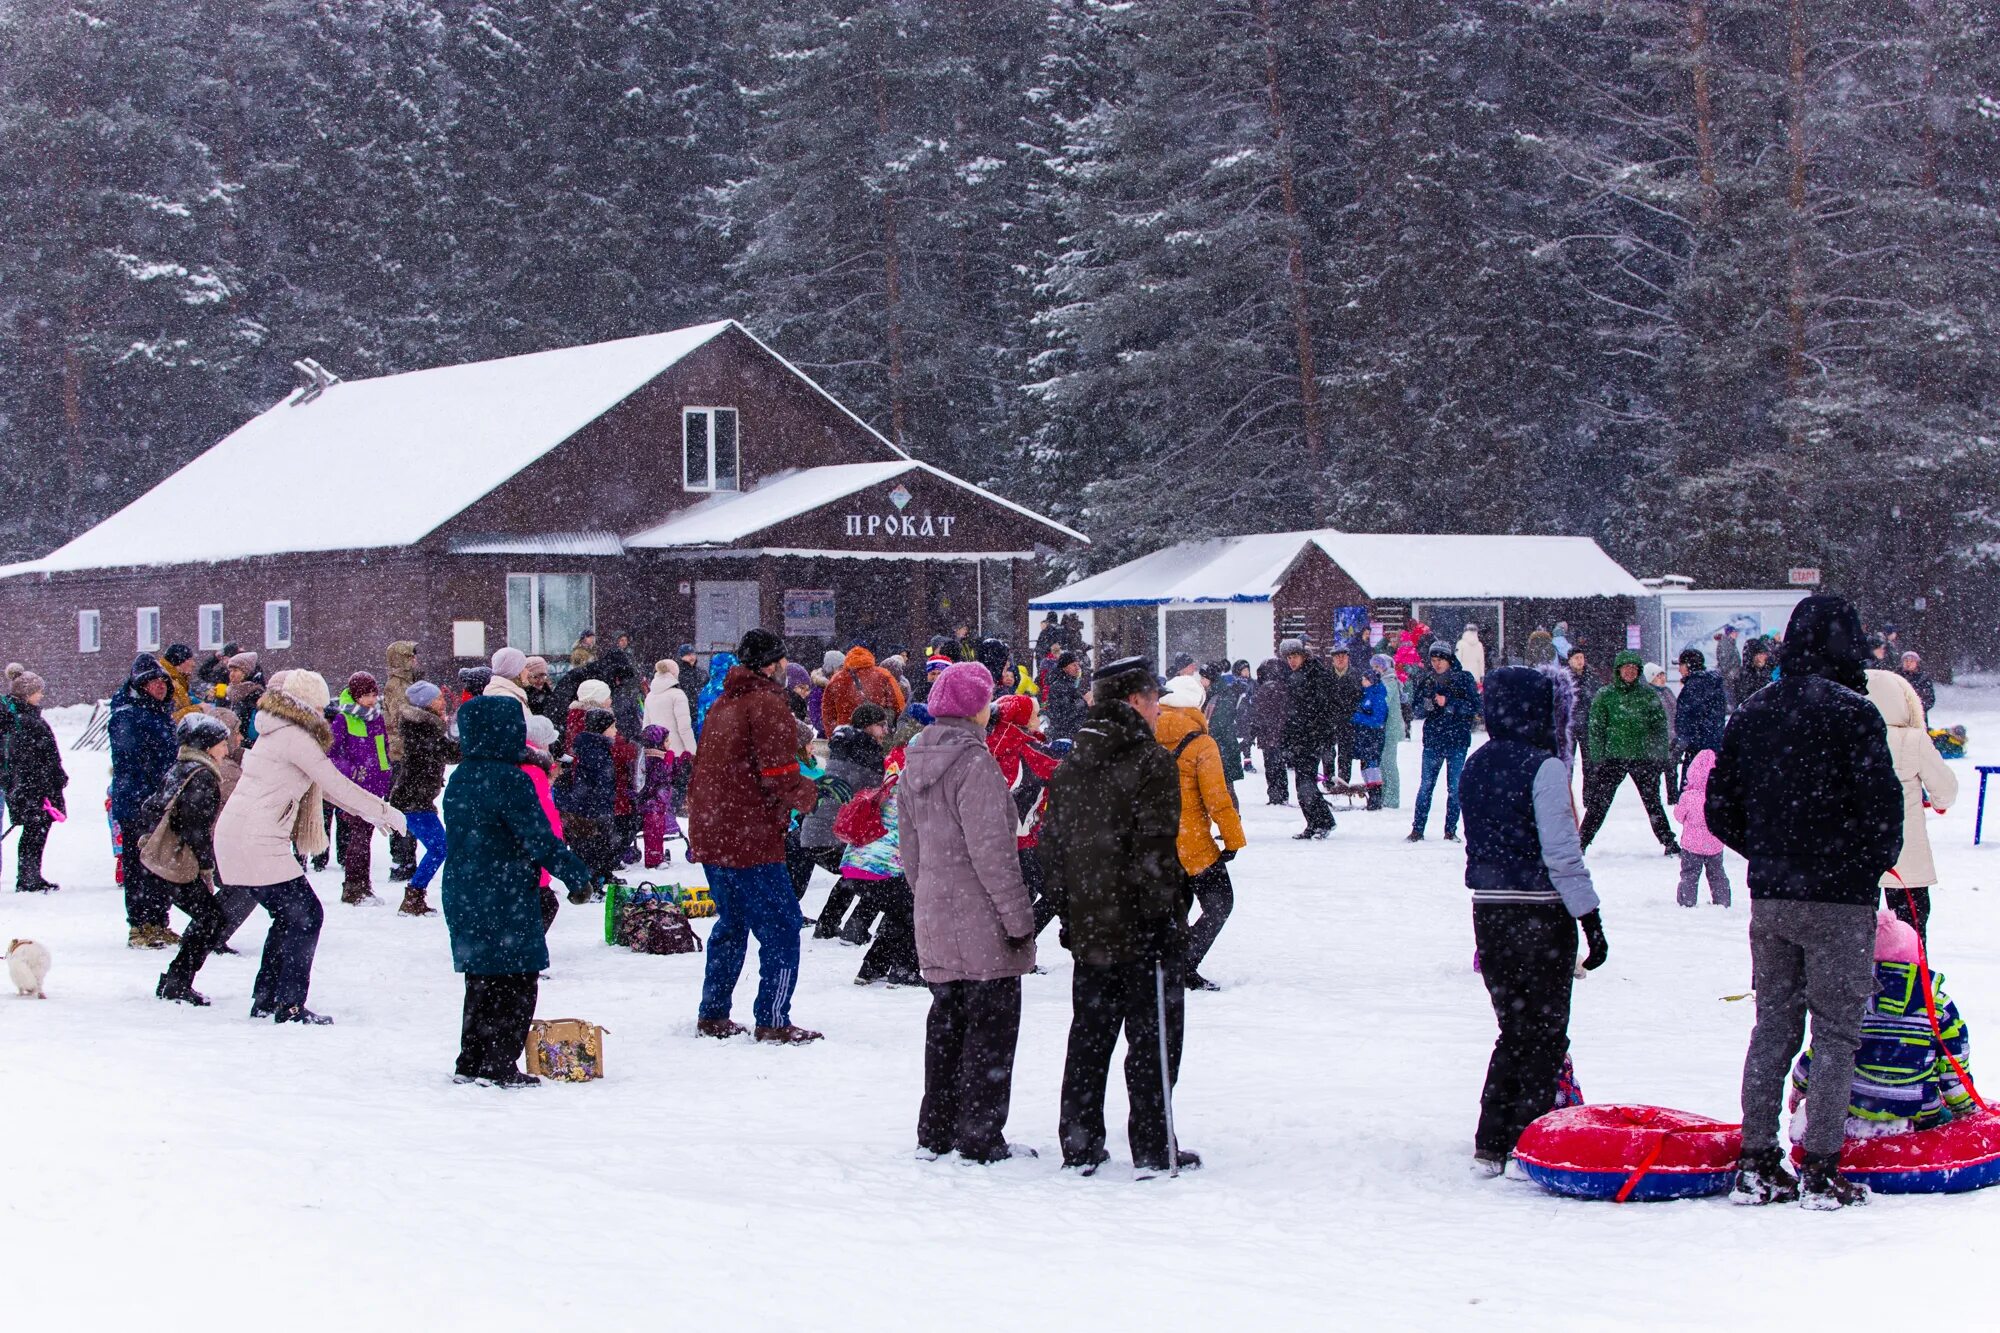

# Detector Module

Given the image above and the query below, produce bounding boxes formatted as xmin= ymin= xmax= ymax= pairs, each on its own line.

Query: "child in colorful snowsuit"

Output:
xmin=637 ymin=724 xmax=682 ymax=869
xmin=1789 ymin=910 xmax=1974 ymax=1139
xmin=329 ymin=671 xmax=395 ymax=904
xmin=1352 ymin=669 xmax=1389 ymax=811
xmin=1670 ymin=749 xmax=1732 ymax=907
xmin=841 ymin=744 xmax=920 ymax=986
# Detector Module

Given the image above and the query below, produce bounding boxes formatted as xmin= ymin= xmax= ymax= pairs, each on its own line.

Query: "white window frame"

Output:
xmin=681 ymin=406 xmax=740 ymax=493
xmin=264 ymin=600 xmax=292 ymax=650
xmin=79 ymin=609 xmax=101 ymax=654
xmin=136 ymin=606 xmax=161 ymax=653
xmin=197 ymin=604 xmax=225 ymax=651
xmin=505 ymin=573 xmax=596 ymax=655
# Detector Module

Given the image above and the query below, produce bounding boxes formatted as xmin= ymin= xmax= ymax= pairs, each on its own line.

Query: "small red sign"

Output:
xmin=1787 ymin=567 xmax=1822 ymax=587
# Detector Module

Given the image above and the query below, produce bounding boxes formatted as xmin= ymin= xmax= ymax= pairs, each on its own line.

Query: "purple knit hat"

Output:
xmin=927 ymin=662 xmax=995 ymax=719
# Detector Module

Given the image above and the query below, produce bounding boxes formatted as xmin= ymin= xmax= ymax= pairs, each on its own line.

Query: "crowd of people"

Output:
xmin=0 ymin=595 xmax=1969 ymax=1193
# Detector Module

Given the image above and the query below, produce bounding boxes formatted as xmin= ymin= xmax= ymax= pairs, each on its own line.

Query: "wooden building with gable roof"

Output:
xmin=0 ymin=320 xmax=1085 ymax=702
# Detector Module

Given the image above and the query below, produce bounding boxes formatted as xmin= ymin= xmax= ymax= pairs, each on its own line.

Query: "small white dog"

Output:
xmin=8 ymin=938 xmax=51 ymax=999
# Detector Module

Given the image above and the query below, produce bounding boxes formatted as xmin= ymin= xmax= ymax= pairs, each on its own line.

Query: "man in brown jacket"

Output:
xmin=901 ymin=661 xmax=1037 ymax=1163
xmin=688 ymin=627 xmax=822 ymax=1045
xmin=383 ymin=639 xmax=420 ymax=880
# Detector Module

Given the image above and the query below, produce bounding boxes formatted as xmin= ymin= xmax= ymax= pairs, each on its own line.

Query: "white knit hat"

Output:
xmin=577 ymin=679 xmax=612 ymax=706
xmin=1162 ymin=674 xmax=1207 ymax=709
xmin=283 ymin=669 xmax=331 ymax=713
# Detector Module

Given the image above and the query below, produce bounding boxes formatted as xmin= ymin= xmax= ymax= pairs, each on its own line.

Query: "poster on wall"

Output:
xmin=783 ymin=589 xmax=837 ymax=639
xmin=1668 ymin=609 xmax=1763 ymax=668
xmin=1332 ymin=606 xmax=1371 ymax=649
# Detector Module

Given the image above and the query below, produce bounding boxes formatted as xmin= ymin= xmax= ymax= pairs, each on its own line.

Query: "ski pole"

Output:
xmin=1154 ymin=958 xmax=1180 ymax=1178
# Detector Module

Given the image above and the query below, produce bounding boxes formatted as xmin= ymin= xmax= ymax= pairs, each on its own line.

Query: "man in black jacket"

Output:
xmin=1321 ymin=647 xmax=1364 ymax=787
xmin=1042 ymin=653 xmax=1088 ymax=742
xmin=1039 ymin=656 xmax=1198 ymax=1176
xmin=1279 ymin=639 xmax=1338 ymax=839
xmin=1672 ymin=650 xmax=1727 ymax=783
xmin=1707 ymin=595 xmax=1902 ymax=1211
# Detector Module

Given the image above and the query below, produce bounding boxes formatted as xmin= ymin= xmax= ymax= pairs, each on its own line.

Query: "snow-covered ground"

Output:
xmin=7 ymin=688 xmax=2000 ymax=1329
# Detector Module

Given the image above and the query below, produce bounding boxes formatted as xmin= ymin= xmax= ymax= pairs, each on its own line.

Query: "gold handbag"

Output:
xmin=138 ymin=780 xmax=202 ymax=885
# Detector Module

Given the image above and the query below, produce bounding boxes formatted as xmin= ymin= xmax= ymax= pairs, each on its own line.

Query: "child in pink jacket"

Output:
xmin=1671 ymin=749 xmax=1732 ymax=907
xmin=524 ymin=714 xmax=565 ymax=933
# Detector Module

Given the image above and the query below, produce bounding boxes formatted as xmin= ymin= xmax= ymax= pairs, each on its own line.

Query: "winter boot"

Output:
xmin=1365 ymin=785 xmax=1384 ymax=812
xmin=398 ymin=886 xmax=437 ymax=917
xmin=1799 ymin=1153 xmax=1868 ymax=1211
xmin=310 ymin=852 xmax=331 ymax=872
xmin=697 ymin=1017 xmax=748 ymax=1040
xmin=128 ymin=927 xmax=152 ymax=949
xmin=960 ymin=1143 xmax=1038 ymax=1165
xmin=486 ymin=1068 xmax=542 ymax=1089
xmin=388 ymin=863 xmax=416 ymax=882
xmin=1134 ymin=1149 xmax=1202 ymax=1178
xmin=1728 ymin=1148 xmax=1801 ymax=1206
xmin=1405 ymin=830 xmax=1424 ymax=843
xmin=272 ymin=1004 xmax=334 ymax=1025
xmin=1470 ymin=1154 xmax=1508 ymax=1179
xmin=1185 ymin=972 xmax=1220 ymax=992
xmin=754 ymin=1024 xmax=824 ymax=1045
xmin=156 ymin=975 xmax=211 ymax=1007
xmin=1063 ymin=1146 xmax=1112 ymax=1175
xmin=340 ymin=883 xmax=378 ymax=906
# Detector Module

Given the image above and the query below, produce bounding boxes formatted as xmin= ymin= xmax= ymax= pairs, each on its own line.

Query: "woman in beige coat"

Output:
xmin=214 ymin=670 xmax=407 ymax=1024
xmin=1865 ymin=668 xmax=1958 ymax=942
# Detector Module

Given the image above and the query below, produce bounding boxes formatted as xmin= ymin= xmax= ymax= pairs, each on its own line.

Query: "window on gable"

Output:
xmin=505 ymin=574 xmax=594 ymax=655
xmin=683 ymin=407 xmax=740 ymax=493
xmin=137 ymin=607 xmax=161 ymax=653
xmin=79 ymin=609 xmax=101 ymax=654
xmin=265 ymin=600 xmax=292 ymax=649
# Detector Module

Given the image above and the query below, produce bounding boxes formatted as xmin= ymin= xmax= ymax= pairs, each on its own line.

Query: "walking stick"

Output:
xmin=1154 ymin=959 xmax=1181 ymax=1178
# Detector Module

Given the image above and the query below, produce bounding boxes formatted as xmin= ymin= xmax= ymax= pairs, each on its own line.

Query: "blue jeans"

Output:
xmin=403 ymin=808 xmax=448 ymax=890
xmin=1411 ymin=745 xmax=1468 ymax=837
xmin=699 ymin=861 xmax=806 ymax=1028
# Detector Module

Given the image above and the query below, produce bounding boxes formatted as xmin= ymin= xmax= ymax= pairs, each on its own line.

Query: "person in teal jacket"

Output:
xmin=1577 ymin=649 xmax=1678 ymax=855
xmin=442 ymin=696 xmax=598 ymax=1087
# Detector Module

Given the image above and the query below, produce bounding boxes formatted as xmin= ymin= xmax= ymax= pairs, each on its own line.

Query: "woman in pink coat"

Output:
xmin=522 ymin=714 xmax=565 ymax=933
xmin=1671 ymin=749 xmax=1732 ymax=907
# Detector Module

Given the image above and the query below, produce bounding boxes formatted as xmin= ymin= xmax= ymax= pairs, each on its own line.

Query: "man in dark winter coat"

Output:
xmin=1279 ymin=640 xmax=1338 ymax=839
xmin=3 ymin=671 xmax=67 ymax=892
xmin=1898 ymin=652 xmax=1936 ymax=716
xmin=1708 ymin=595 xmax=1903 ymax=1210
xmin=1039 ymin=656 xmax=1199 ymax=1175
xmin=1250 ymin=658 xmax=1290 ymax=805
xmin=1409 ymin=648 xmax=1478 ymax=842
xmin=1462 ymin=666 xmax=1608 ymax=1172
xmin=1714 ymin=625 xmax=1744 ymax=708
xmin=110 ymin=655 xmax=182 ymax=946
xmin=1043 ymin=653 xmax=1088 ymax=743
xmin=1320 ymin=647 xmax=1364 ymax=786
xmin=1577 ymin=649 xmax=1678 ymax=855
xmin=1201 ymin=661 xmax=1247 ymax=786
xmin=443 ymin=696 xmax=596 ymax=1087
xmin=687 ymin=628 xmax=823 ymax=1044
xmin=1673 ymin=650 xmax=1728 ymax=780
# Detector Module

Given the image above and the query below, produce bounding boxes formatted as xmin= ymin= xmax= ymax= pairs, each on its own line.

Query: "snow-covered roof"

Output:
xmin=624 ymin=461 xmax=1089 ymax=549
xmin=447 ymin=532 xmax=627 ymax=557
xmin=1 ymin=322 xmax=739 ymax=575
xmin=1031 ymin=530 xmax=1644 ymax=609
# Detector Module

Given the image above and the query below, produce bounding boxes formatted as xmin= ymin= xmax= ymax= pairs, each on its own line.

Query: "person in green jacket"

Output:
xmin=442 ymin=696 xmax=598 ymax=1087
xmin=1578 ymin=649 xmax=1679 ymax=855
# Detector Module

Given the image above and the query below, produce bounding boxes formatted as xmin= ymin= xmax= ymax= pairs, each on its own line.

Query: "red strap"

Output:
xmin=1892 ymin=872 xmax=1987 ymax=1113
xmin=760 ymin=763 xmax=800 ymax=778
xmin=1614 ymin=1133 xmax=1671 ymax=1203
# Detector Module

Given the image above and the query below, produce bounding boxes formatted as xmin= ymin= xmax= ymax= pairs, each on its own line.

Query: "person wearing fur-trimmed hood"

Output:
xmin=214 ymin=671 xmax=407 ymax=1024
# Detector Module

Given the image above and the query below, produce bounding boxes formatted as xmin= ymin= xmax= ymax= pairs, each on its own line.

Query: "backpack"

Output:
xmin=833 ymin=778 xmax=894 ymax=847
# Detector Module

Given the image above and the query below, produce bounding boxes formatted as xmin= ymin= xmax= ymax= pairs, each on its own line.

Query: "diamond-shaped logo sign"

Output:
xmin=888 ymin=484 xmax=913 ymax=511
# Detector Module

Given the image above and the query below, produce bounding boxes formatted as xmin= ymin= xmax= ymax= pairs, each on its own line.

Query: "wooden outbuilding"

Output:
xmin=0 ymin=320 xmax=1085 ymax=702
xmin=1030 ymin=529 xmax=1647 ymax=671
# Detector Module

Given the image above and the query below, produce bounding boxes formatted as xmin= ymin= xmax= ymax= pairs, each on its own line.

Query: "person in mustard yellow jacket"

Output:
xmin=1155 ymin=673 xmax=1246 ymax=992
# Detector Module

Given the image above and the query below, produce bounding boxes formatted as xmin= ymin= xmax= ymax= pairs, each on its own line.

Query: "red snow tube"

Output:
xmin=1788 ymin=1112 xmax=2000 ymax=1195
xmin=1513 ymin=1105 xmax=1741 ymax=1202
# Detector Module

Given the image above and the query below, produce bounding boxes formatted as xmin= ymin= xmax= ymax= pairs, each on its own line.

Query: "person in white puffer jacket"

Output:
xmin=1863 ymin=668 xmax=1957 ymax=943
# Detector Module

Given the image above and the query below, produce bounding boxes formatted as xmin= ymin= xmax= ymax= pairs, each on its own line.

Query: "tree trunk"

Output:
xmin=1784 ymin=0 xmax=1809 ymax=400
xmin=1252 ymin=0 xmax=1325 ymax=480
xmin=1687 ymin=0 xmax=1718 ymax=226
xmin=873 ymin=69 xmax=908 ymax=449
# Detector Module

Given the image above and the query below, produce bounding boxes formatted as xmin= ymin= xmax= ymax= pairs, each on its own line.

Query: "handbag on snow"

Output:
xmin=525 ymin=1018 xmax=607 ymax=1082
xmin=605 ymin=881 xmax=702 ymax=955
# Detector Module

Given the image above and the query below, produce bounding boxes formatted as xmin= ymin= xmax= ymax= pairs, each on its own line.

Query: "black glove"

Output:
xmin=1218 ymin=849 xmax=1237 ymax=864
xmin=1579 ymin=910 xmax=1609 ymax=971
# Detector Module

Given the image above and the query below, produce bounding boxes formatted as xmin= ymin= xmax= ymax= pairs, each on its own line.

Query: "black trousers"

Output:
xmin=214 ymin=883 xmax=262 ymax=949
xmin=161 ymin=877 xmax=228 ymax=989
xmin=1320 ymin=726 xmax=1356 ymax=784
xmin=856 ymin=877 xmax=920 ymax=981
xmin=1577 ymin=759 xmax=1675 ymax=850
xmin=1021 ymin=848 xmax=1060 ymax=935
xmin=920 ymin=976 xmax=1023 ymax=1159
xmin=1185 ymin=862 xmax=1234 ymax=973
xmin=565 ymin=816 xmax=620 ymax=881
xmin=458 ymin=972 xmax=540 ymax=1079
xmin=1262 ymin=747 xmax=1290 ymax=804
xmin=1059 ymin=943 xmax=1187 ymax=1169
xmin=1886 ymin=883 xmax=1932 ymax=944
xmin=122 ymin=843 xmax=171 ymax=928
xmin=1290 ymin=755 xmax=1334 ymax=833
xmin=13 ymin=812 xmax=51 ymax=889
xmin=1472 ymin=903 xmax=1577 ymax=1159
xmin=337 ymin=810 xmax=373 ymax=891
xmin=249 ymin=877 xmax=324 ymax=1014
